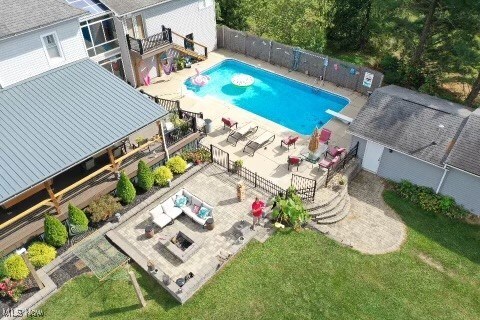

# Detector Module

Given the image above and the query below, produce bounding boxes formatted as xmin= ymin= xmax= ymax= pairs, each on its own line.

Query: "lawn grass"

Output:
xmin=39 ymin=191 xmax=480 ymax=320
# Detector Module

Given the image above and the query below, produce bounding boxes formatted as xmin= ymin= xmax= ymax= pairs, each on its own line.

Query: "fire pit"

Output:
xmin=159 ymin=230 xmax=199 ymax=263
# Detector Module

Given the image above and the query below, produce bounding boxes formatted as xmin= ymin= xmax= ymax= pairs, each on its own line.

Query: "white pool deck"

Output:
xmin=140 ymin=49 xmax=367 ymax=189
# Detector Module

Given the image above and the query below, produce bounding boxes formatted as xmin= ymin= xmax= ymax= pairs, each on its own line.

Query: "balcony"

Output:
xmin=126 ymin=29 xmax=173 ymax=57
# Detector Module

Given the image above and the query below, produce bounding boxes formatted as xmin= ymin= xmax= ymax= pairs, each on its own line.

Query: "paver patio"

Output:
xmin=140 ymin=49 xmax=368 ymax=189
xmin=112 ymin=164 xmax=274 ymax=302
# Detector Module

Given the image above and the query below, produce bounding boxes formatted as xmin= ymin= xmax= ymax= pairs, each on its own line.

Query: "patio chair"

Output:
xmin=221 ymin=117 xmax=238 ymax=130
xmin=326 ymin=146 xmax=346 ymax=159
xmin=318 ymin=155 xmax=340 ymax=170
xmin=281 ymin=136 xmax=299 ymax=150
xmin=227 ymin=122 xmax=258 ymax=146
xmin=287 ymin=155 xmax=303 ymax=171
xmin=318 ymin=128 xmax=332 ymax=144
xmin=243 ymin=131 xmax=276 ymax=156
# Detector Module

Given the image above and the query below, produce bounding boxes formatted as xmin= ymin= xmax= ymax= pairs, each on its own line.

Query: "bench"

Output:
xmin=326 ymin=109 xmax=354 ymax=124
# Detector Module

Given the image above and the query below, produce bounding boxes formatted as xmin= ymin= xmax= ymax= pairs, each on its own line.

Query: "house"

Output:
xmin=349 ymin=85 xmax=480 ymax=215
xmin=0 ymin=0 xmax=88 ymax=87
xmin=98 ymin=0 xmax=217 ymax=87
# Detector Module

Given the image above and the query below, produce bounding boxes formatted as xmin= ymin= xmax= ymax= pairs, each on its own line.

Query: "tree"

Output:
xmin=116 ymin=171 xmax=136 ymax=204
xmin=410 ymin=0 xmax=440 ymax=67
xmin=44 ymin=215 xmax=68 ymax=247
xmin=216 ymin=0 xmax=248 ymax=30
xmin=327 ymin=0 xmax=374 ymax=51
xmin=136 ymin=160 xmax=154 ymax=191
xmin=465 ymin=71 xmax=480 ymax=108
xmin=67 ymin=203 xmax=89 ymax=232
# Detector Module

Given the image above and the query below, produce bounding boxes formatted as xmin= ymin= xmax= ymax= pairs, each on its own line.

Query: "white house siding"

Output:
xmin=113 ymin=16 xmax=135 ymax=86
xmin=0 ymin=19 xmax=87 ymax=87
xmin=350 ymin=135 xmax=367 ymax=160
xmin=377 ymin=149 xmax=444 ymax=190
xmin=439 ymin=168 xmax=480 ymax=215
xmin=142 ymin=0 xmax=217 ymax=51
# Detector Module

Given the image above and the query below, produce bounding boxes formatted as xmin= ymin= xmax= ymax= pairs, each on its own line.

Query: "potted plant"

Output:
xmin=135 ymin=136 xmax=147 ymax=147
xmin=232 ymin=160 xmax=243 ymax=173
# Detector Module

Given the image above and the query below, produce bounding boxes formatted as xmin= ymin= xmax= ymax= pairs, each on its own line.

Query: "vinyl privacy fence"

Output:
xmin=217 ymin=25 xmax=384 ymax=95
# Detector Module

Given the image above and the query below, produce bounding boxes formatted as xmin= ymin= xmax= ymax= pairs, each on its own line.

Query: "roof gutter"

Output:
xmin=347 ymin=131 xmax=445 ymax=169
xmin=0 ymin=15 xmax=86 ymax=42
xmin=117 ymin=0 xmax=175 ymax=17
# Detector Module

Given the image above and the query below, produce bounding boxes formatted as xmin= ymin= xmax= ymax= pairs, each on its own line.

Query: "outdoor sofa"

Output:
xmin=150 ymin=189 xmax=214 ymax=228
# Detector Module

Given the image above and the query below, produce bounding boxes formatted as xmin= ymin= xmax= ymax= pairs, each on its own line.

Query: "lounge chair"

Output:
xmin=318 ymin=155 xmax=340 ymax=170
xmin=227 ymin=122 xmax=258 ymax=146
xmin=326 ymin=146 xmax=346 ymax=159
xmin=318 ymin=128 xmax=332 ymax=144
xmin=288 ymin=156 xmax=302 ymax=171
xmin=221 ymin=117 xmax=238 ymax=130
xmin=243 ymin=131 xmax=276 ymax=156
xmin=281 ymin=136 xmax=299 ymax=149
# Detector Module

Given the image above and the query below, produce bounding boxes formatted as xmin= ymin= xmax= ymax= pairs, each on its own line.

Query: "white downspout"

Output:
xmin=436 ymin=164 xmax=449 ymax=194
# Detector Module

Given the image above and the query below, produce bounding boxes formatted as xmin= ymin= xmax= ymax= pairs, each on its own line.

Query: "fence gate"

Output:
xmin=291 ymin=174 xmax=316 ymax=202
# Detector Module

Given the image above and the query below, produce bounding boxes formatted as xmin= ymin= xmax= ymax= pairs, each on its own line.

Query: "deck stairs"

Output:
xmin=305 ymin=183 xmax=350 ymax=224
xmin=172 ymin=44 xmax=207 ymax=61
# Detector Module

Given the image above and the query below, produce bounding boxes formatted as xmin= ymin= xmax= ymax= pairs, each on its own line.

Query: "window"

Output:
xmin=41 ymin=32 xmax=64 ymax=64
xmin=99 ymin=54 xmax=125 ymax=80
xmin=80 ymin=15 xmax=119 ymax=58
xmin=198 ymin=0 xmax=213 ymax=9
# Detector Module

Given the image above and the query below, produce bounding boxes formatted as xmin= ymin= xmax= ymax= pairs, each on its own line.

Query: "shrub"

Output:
xmin=27 ymin=242 xmax=57 ymax=268
xmin=0 ymin=278 xmax=24 ymax=302
xmin=137 ymin=160 xmax=154 ymax=191
xmin=68 ymin=203 xmax=89 ymax=232
xmin=379 ymin=55 xmax=404 ymax=85
xmin=272 ymin=188 xmax=310 ymax=230
xmin=44 ymin=215 xmax=68 ymax=247
xmin=116 ymin=171 xmax=136 ymax=204
xmin=180 ymin=149 xmax=211 ymax=163
xmin=87 ymin=194 xmax=122 ymax=223
xmin=393 ymin=180 xmax=471 ymax=219
xmin=2 ymin=254 xmax=29 ymax=280
xmin=166 ymin=156 xmax=187 ymax=174
xmin=153 ymin=166 xmax=173 ymax=186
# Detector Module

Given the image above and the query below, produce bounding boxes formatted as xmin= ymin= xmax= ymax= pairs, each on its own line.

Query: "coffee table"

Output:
xmin=300 ymin=144 xmax=328 ymax=166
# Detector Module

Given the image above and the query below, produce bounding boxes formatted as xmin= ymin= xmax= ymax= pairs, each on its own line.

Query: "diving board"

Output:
xmin=326 ymin=109 xmax=354 ymax=124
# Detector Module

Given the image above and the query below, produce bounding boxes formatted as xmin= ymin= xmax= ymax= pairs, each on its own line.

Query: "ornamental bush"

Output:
xmin=137 ymin=160 xmax=154 ymax=191
xmin=44 ymin=215 xmax=68 ymax=247
xmin=2 ymin=254 xmax=29 ymax=280
xmin=116 ymin=171 xmax=136 ymax=204
xmin=166 ymin=156 xmax=187 ymax=174
xmin=68 ymin=203 xmax=89 ymax=232
xmin=87 ymin=194 xmax=122 ymax=223
xmin=27 ymin=242 xmax=57 ymax=268
xmin=153 ymin=166 xmax=173 ymax=186
xmin=393 ymin=180 xmax=470 ymax=219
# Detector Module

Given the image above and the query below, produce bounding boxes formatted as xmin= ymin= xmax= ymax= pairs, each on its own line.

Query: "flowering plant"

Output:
xmin=0 ymin=278 xmax=24 ymax=302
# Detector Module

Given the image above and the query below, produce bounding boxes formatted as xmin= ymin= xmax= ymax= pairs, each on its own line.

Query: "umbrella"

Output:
xmin=308 ymin=128 xmax=319 ymax=153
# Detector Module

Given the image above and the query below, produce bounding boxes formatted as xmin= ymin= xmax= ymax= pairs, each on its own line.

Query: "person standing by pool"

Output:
xmin=251 ymin=197 xmax=265 ymax=230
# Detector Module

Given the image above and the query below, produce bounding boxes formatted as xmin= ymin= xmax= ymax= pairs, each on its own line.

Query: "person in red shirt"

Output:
xmin=251 ymin=197 xmax=265 ymax=230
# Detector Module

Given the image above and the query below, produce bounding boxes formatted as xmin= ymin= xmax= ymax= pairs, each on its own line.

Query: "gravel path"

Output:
xmin=313 ymin=171 xmax=407 ymax=254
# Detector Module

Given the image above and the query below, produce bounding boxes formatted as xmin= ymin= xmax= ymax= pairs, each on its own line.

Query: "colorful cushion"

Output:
xmin=175 ymin=195 xmax=187 ymax=207
xmin=198 ymin=207 xmax=211 ymax=219
xmin=192 ymin=205 xmax=201 ymax=214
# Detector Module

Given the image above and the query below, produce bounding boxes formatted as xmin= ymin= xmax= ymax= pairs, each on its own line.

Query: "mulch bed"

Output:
xmin=0 ymin=275 xmax=40 ymax=310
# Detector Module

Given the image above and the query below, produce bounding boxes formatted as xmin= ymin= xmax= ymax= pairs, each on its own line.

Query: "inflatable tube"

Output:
xmin=190 ymin=68 xmax=210 ymax=86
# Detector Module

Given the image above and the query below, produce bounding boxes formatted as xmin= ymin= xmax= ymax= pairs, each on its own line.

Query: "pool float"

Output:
xmin=191 ymin=68 xmax=210 ymax=86
xmin=231 ymin=73 xmax=254 ymax=87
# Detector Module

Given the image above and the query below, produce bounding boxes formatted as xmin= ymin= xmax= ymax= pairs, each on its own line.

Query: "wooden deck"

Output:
xmin=0 ymin=132 xmax=201 ymax=255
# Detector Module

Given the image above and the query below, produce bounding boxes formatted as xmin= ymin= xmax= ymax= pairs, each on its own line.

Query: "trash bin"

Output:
xmin=204 ymin=118 xmax=213 ymax=134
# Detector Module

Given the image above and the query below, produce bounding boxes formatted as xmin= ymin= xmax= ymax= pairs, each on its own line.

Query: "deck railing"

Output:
xmin=126 ymin=29 xmax=172 ymax=55
xmin=324 ymin=142 xmax=359 ymax=187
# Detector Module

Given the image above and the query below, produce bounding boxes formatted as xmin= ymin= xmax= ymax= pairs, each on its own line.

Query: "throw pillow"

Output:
xmin=198 ymin=207 xmax=211 ymax=219
xmin=175 ymin=195 xmax=187 ymax=207
xmin=193 ymin=205 xmax=201 ymax=214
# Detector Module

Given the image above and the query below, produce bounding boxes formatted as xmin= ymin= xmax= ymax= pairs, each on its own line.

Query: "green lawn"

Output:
xmin=39 ymin=191 xmax=480 ymax=320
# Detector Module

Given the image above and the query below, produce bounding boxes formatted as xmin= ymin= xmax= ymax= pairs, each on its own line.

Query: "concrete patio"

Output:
xmin=140 ymin=49 xmax=368 ymax=189
xmin=109 ymin=164 xmax=274 ymax=303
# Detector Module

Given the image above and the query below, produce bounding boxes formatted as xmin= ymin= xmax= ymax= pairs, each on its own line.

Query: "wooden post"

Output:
xmin=44 ymin=181 xmax=60 ymax=215
xmin=129 ymin=271 xmax=146 ymax=308
xmin=158 ymin=120 xmax=169 ymax=160
xmin=22 ymin=253 xmax=44 ymax=289
xmin=107 ymin=148 xmax=119 ymax=172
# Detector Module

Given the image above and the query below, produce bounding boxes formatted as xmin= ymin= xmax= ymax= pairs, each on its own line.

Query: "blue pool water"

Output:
xmin=184 ymin=59 xmax=349 ymax=135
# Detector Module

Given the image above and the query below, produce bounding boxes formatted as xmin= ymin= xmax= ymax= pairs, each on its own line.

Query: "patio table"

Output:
xmin=300 ymin=144 xmax=328 ymax=167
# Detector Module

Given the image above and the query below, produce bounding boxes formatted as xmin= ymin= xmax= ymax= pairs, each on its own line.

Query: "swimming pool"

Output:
xmin=184 ymin=59 xmax=349 ymax=135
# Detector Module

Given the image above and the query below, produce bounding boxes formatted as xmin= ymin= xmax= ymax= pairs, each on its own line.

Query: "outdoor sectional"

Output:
xmin=150 ymin=189 xmax=214 ymax=228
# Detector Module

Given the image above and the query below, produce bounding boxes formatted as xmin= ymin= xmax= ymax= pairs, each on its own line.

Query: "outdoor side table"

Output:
xmin=145 ymin=225 xmax=154 ymax=238
xmin=205 ymin=218 xmax=215 ymax=230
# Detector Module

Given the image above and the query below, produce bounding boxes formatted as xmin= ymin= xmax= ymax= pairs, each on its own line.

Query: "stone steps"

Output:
xmin=306 ymin=180 xmax=350 ymax=225
xmin=315 ymin=196 xmax=350 ymax=224
xmin=308 ymin=186 xmax=348 ymax=217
